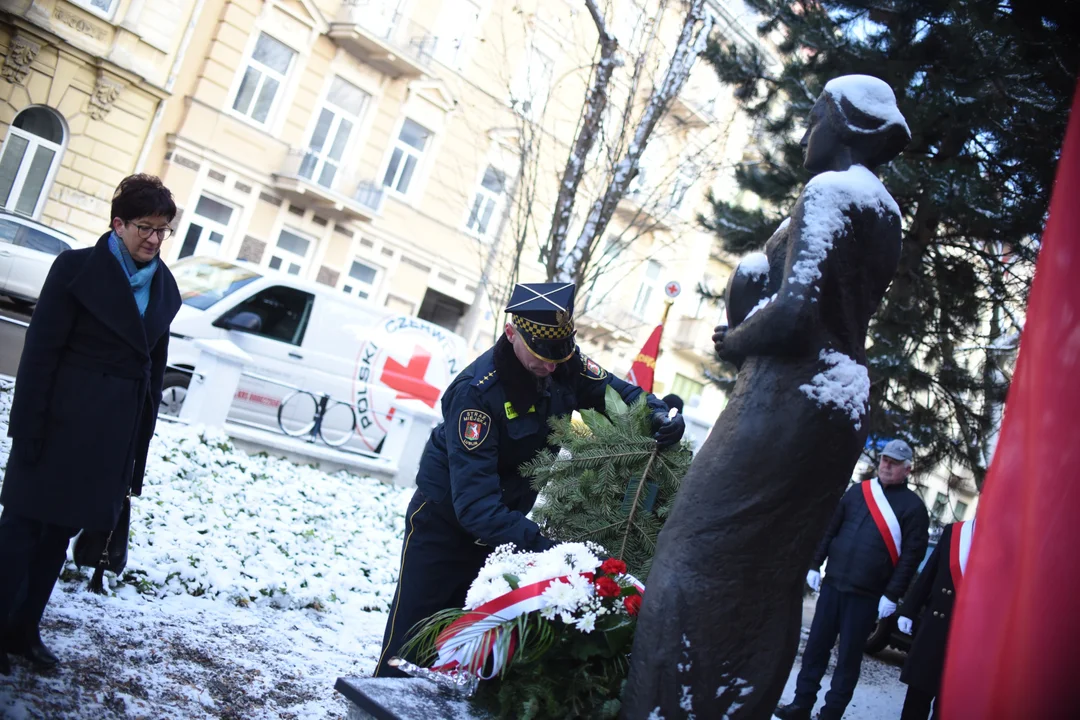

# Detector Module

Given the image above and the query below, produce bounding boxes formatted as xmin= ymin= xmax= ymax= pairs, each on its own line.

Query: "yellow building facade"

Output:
xmin=1 ymin=0 xmax=773 ymax=419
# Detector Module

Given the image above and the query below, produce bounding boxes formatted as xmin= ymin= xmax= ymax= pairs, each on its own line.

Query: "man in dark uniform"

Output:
xmin=895 ymin=517 xmax=976 ymax=720
xmin=374 ymin=282 xmax=685 ymax=677
xmin=776 ymin=440 xmax=930 ymax=720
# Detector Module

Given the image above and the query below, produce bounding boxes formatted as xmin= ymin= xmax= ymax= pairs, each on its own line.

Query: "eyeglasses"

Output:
xmin=129 ymin=222 xmax=174 ymax=241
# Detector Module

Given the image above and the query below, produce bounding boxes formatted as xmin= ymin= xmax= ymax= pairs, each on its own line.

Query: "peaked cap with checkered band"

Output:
xmin=505 ymin=282 xmax=577 ymax=363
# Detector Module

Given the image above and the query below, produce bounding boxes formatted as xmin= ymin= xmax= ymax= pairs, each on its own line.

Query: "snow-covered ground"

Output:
xmin=0 ymin=379 xmax=907 ymax=718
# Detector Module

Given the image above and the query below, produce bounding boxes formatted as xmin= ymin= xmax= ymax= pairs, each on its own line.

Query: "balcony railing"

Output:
xmin=670 ymin=315 xmax=717 ymax=358
xmin=272 ymin=150 xmax=384 ymax=221
xmin=330 ymin=2 xmax=434 ymax=78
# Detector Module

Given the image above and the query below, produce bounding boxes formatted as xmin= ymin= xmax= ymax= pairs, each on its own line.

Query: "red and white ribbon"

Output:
xmin=431 ymin=572 xmax=643 ymax=678
xmin=862 ymin=478 xmax=902 ymax=566
xmin=949 ymin=518 xmax=975 ymax=588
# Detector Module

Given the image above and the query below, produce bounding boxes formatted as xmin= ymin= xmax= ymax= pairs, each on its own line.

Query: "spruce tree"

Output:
xmin=699 ymin=0 xmax=1078 ymax=487
xmin=523 ymin=387 xmax=692 ymax=578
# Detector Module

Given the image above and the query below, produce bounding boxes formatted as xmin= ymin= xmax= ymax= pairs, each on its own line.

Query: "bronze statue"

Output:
xmin=622 ymin=76 xmax=911 ymax=719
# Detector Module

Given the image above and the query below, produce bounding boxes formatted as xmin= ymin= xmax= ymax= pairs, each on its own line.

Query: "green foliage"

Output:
xmin=523 ymin=386 xmax=692 ymax=578
xmin=700 ymin=0 xmax=1078 ymax=486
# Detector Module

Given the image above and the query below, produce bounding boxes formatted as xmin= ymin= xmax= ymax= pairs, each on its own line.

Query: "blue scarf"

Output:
xmin=108 ymin=232 xmax=158 ymax=317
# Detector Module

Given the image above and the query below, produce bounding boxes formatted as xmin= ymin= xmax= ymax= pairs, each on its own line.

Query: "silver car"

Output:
xmin=0 ymin=212 xmax=76 ymax=307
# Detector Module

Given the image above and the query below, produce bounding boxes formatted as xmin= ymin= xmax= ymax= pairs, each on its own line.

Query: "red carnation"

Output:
xmin=595 ymin=576 xmax=622 ymax=598
xmin=599 ymin=558 xmax=627 ymax=576
xmin=623 ymin=594 xmax=642 ymax=617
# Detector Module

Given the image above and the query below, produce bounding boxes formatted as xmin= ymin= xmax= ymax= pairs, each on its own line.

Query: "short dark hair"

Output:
xmin=111 ymin=174 xmax=177 ymax=224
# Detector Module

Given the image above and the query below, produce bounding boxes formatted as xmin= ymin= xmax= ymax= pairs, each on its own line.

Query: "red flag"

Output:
xmin=626 ymin=324 xmax=663 ymax=393
xmin=941 ymin=81 xmax=1080 ymax=718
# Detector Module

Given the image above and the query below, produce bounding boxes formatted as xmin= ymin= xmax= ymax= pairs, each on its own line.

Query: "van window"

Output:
xmin=220 ymin=285 xmax=314 ymax=346
xmin=174 ymin=258 xmax=261 ymax=309
xmin=0 ymin=219 xmax=17 ymax=244
xmin=16 ymin=226 xmax=69 ymax=255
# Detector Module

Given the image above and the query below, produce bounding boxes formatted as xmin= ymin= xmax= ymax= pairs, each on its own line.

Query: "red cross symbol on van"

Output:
xmin=380 ymin=345 xmax=441 ymax=408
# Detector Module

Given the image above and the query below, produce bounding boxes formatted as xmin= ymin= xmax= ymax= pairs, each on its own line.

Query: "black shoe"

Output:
xmin=815 ymin=708 xmax=844 ymax=720
xmin=0 ymin=651 xmax=9 ymax=675
xmin=774 ymin=703 xmax=813 ymax=720
xmin=5 ymin=629 xmax=59 ymax=670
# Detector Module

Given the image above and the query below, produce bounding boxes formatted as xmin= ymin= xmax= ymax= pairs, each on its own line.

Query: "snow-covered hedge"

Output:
xmin=0 ymin=381 xmax=412 ymax=613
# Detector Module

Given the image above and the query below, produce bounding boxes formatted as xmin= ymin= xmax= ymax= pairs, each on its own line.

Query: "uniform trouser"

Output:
xmin=0 ymin=507 xmax=80 ymax=637
xmin=375 ymin=490 xmax=491 ymax=677
xmin=900 ymin=685 xmax=939 ymax=720
xmin=793 ymin=583 xmax=880 ymax=715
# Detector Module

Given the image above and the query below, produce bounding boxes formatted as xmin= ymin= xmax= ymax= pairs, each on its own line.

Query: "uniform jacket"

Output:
xmin=2 ymin=232 xmax=181 ymax=531
xmin=899 ymin=522 xmax=960 ymax=693
xmin=812 ymin=478 xmax=930 ymax=601
xmin=414 ymin=339 xmax=667 ymax=551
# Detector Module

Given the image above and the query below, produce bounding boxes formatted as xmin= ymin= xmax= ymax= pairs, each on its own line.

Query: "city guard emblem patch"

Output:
xmin=582 ymin=355 xmax=607 ymax=380
xmin=459 ymin=409 xmax=491 ymax=451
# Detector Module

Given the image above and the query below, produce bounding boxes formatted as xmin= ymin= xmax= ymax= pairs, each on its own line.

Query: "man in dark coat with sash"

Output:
xmin=777 ymin=439 xmax=930 ymax=720
xmin=895 ymin=518 xmax=976 ymax=720
xmin=0 ymin=174 xmax=182 ymax=673
xmin=374 ymin=282 xmax=686 ymax=677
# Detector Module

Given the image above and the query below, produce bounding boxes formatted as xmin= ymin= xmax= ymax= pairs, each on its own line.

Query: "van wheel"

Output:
xmin=864 ymin=617 xmax=891 ymax=655
xmin=160 ymin=371 xmax=191 ymax=417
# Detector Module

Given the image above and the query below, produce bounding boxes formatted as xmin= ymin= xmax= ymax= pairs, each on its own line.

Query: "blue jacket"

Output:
xmin=414 ymin=342 xmax=666 ymax=551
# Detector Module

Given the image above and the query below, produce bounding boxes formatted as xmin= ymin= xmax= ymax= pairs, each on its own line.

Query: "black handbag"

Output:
xmin=73 ymin=494 xmax=130 ymax=593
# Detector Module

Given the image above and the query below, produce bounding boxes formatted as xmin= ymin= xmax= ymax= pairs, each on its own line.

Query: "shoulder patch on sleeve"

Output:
xmin=458 ymin=409 xmax=492 ymax=450
xmin=580 ymin=354 xmax=608 ymax=380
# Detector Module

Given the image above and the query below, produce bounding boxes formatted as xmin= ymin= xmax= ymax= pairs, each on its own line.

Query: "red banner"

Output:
xmin=941 ymin=81 xmax=1080 ymax=718
xmin=626 ymin=324 xmax=663 ymax=393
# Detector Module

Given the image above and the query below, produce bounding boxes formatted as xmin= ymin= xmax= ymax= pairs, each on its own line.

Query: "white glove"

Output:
xmin=897 ymin=616 xmax=913 ymax=635
xmin=878 ymin=595 xmax=897 ymax=620
xmin=806 ymin=570 xmax=821 ymax=592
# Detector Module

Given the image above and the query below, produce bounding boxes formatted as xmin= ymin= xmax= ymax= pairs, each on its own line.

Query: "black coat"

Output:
xmin=812 ymin=479 xmax=930 ymax=601
xmin=899 ymin=522 xmax=960 ymax=693
xmin=2 ymin=232 xmax=181 ymax=531
xmin=415 ymin=340 xmax=668 ymax=550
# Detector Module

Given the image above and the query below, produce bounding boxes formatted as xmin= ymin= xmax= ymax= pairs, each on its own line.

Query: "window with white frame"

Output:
xmin=632 ymin=259 xmax=662 ymax=318
xmin=299 ymin=76 xmax=371 ymax=189
xmin=0 ymin=107 xmax=66 ymax=219
xmin=268 ymin=227 xmax=313 ymax=276
xmin=342 ymin=259 xmax=380 ymax=299
xmin=176 ymin=194 xmax=235 ymax=260
xmin=465 ymin=165 xmax=507 ymax=239
xmin=433 ymin=0 xmax=482 ymax=69
xmin=382 ymin=119 xmax=432 ymax=196
xmin=71 ymin=0 xmax=117 ymax=19
xmin=510 ymin=45 xmax=554 ymax=120
xmin=231 ymin=33 xmax=296 ymax=126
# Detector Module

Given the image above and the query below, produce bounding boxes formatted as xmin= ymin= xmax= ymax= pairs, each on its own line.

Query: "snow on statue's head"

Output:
xmin=816 ymin=75 xmax=911 ymax=170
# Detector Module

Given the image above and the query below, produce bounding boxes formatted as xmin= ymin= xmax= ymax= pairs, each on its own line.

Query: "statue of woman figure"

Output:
xmin=622 ymin=76 xmax=911 ymax=720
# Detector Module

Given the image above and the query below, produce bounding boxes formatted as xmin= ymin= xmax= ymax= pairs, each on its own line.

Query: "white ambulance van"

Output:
xmin=163 ymin=256 xmax=467 ymax=455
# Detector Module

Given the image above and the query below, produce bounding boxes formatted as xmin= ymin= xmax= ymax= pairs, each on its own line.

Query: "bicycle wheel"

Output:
xmin=319 ymin=400 xmax=358 ymax=447
xmin=278 ymin=391 xmax=318 ymax=437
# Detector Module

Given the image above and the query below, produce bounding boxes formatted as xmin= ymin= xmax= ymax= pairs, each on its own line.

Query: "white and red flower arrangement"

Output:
xmin=397 ymin=542 xmax=644 ymax=719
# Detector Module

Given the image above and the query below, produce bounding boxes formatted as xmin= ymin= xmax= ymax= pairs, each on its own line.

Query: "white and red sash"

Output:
xmin=431 ymin=572 xmax=645 ymax=678
xmin=862 ymin=478 xmax=902 ymax=566
xmin=949 ymin=519 xmax=975 ymax=589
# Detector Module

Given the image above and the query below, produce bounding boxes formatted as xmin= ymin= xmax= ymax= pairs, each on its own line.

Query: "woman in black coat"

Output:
xmin=0 ymin=174 xmax=181 ymax=674
xmin=896 ymin=519 xmax=976 ymax=720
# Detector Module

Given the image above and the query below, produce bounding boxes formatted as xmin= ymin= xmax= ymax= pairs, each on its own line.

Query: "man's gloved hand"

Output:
xmin=878 ymin=595 xmax=897 ymax=620
xmin=806 ymin=570 xmax=821 ymax=592
xmin=897 ymin=616 xmax=913 ymax=635
xmin=652 ymin=411 xmax=685 ymax=448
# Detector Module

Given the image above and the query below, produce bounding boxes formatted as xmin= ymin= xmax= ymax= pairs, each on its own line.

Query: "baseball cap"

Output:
xmin=881 ymin=439 xmax=913 ymax=463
